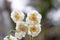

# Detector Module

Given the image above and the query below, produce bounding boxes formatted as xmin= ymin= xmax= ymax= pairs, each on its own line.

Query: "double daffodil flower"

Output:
xmin=26 ymin=10 xmax=42 ymax=24
xmin=15 ymin=22 xmax=28 ymax=39
xmin=11 ymin=10 xmax=25 ymax=23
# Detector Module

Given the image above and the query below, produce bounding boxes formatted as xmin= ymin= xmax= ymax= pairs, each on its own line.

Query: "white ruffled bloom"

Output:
xmin=4 ymin=35 xmax=17 ymax=40
xmin=15 ymin=32 xmax=26 ymax=39
xmin=15 ymin=21 xmax=28 ymax=39
xmin=26 ymin=10 xmax=42 ymax=24
xmin=11 ymin=10 xmax=25 ymax=23
xmin=28 ymin=24 xmax=41 ymax=37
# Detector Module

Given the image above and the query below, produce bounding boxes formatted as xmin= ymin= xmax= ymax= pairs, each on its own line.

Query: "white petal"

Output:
xmin=16 ymin=21 xmax=28 ymax=32
xmin=4 ymin=35 xmax=17 ymax=40
xmin=26 ymin=10 xmax=42 ymax=24
xmin=28 ymin=24 xmax=41 ymax=37
xmin=15 ymin=21 xmax=28 ymax=39
xmin=15 ymin=32 xmax=26 ymax=39
xmin=11 ymin=10 xmax=25 ymax=23
xmin=27 ymin=10 xmax=42 ymax=19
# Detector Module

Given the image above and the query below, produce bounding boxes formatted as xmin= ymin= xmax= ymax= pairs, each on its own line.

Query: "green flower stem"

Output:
xmin=30 ymin=36 xmax=33 ymax=40
xmin=7 ymin=30 xmax=17 ymax=40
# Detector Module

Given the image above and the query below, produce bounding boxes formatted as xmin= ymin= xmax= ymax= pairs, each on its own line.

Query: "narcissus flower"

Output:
xmin=26 ymin=10 xmax=42 ymax=24
xmin=4 ymin=35 xmax=17 ymax=40
xmin=11 ymin=10 xmax=25 ymax=23
xmin=15 ymin=32 xmax=26 ymax=39
xmin=15 ymin=21 xmax=28 ymax=39
xmin=28 ymin=24 xmax=41 ymax=37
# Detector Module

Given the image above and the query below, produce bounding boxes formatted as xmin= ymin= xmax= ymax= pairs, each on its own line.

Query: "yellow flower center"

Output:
xmin=18 ymin=24 xmax=27 ymax=32
xmin=29 ymin=13 xmax=38 ymax=23
xmin=14 ymin=11 xmax=20 ymax=21
xmin=30 ymin=26 xmax=37 ymax=32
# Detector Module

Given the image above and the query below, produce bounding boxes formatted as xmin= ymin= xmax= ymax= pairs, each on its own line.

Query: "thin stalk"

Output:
xmin=30 ymin=36 xmax=33 ymax=40
xmin=7 ymin=30 xmax=17 ymax=40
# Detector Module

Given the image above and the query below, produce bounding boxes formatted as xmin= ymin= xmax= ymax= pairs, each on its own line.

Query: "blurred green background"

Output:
xmin=0 ymin=0 xmax=60 ymax=40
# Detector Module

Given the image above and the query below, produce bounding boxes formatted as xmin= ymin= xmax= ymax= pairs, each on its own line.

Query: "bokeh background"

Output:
xmin=0 ymin=0 xmax=60 ymax=40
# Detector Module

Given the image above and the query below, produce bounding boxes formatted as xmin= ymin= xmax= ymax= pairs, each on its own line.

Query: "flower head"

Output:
xmin=4 ymin=35 xmax=17 ymax=40
xmin=15 ymin=21 xmax=28 ymax=39
xmin=11 ymin=10 xmax=25 ymax=23
xmin=28 ymin=24 xmax=41 ymax=37
xmin=26 ymin=10 xmax=42 ymax=24
xmin=15 ymin=32 xmax=26 ymax=39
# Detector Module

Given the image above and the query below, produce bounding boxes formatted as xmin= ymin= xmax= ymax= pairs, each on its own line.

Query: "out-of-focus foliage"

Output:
xmin=0 ymin=0 xmax=60 ymax=40
xmin=30 ymin=0 xmax=52 ymax=19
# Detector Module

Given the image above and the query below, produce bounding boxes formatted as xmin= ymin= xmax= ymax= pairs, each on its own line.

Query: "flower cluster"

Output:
xmin=4 ymin=10 xmax=42 ymax=40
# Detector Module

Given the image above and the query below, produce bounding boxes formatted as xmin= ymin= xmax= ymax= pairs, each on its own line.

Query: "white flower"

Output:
xmin=26 ymin=10 xmax=42 ymax=24
xmin=11 ymin=10 xmax=25 ymax=23
xmin=28 ymin=24 xmax=41 ymax=37
xmin=4 ymin=35 xmax=17 ymax=40
xmin=15 ymin=21 xmax=28 ymax=39
xmin=15 ymin=32 xmax=26 ymax=39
